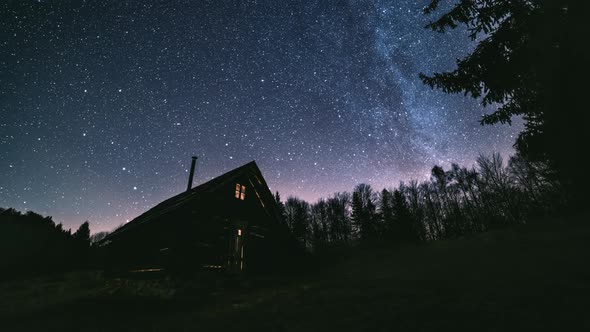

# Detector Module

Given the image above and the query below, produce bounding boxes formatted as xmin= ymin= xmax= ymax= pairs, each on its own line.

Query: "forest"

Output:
xmin=0 ymin=208 xmax=91 ymax=279
xmin=279 ymin=152 xmax=563 ymax=252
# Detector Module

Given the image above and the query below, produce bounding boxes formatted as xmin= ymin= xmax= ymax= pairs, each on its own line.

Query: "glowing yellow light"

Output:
xmin=235 ymin=183 xmax=246 ymax=199
xmin=235 ymin=183 xmax=241 ymax=198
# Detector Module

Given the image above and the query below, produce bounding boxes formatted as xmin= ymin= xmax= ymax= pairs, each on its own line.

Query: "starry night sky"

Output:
xmin=1 ymin=0 xmax=521 ymax=232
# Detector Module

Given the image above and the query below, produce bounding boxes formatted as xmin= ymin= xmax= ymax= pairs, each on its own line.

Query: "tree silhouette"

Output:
xmin=310 ymin=199 xmax=330 ymax=252
xmin=0 ymin=208 xmax=92 ymax=278
xmin=421 ymin=0 xmax=588 ymax=205
xmin=351 ymin=184 xmax=378 ymax=244
xmin=284 ymin=197 xmax=311 ymax=250
xmin=379 ymin=189 xmax=395 ymax=242
xmin=72 ymin=221 xmax=91 ymax=268
xmin=74 ymin=221 xmax=91 ymax=245
xmin=326 ymin=192 xmax=352 ymax=246
xmin=277 ymin=149 xmax=560 ymax=250
xmin=391 ymin=189 xmax=417 ymax=243
xmin=274 ymin=191 xmax=287 ymax=226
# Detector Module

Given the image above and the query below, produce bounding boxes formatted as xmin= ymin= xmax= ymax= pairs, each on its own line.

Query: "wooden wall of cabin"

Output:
xmin=228 ymin=172 xmax=304 ymax=273
xmin=104 ymin=168 xmax=303 ymax=274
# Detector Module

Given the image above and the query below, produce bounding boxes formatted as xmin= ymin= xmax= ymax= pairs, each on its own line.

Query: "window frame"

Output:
xmin=235 ymin=183 xmax=246 ymax=200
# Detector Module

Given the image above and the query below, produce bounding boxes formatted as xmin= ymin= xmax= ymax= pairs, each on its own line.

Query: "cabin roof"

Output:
xmin=105 ymin=160 xmax=280 ymax=240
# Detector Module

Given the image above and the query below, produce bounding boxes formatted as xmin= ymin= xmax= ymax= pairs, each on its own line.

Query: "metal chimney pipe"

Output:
xmin=187 ymin=156 xmax=198 ymax=192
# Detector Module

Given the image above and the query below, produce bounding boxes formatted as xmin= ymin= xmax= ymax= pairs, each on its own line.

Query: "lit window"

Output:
xmin=235 ymin=183 xmax=241 ymax=199
xmin=235 ymin=183 xmax=246 ymax=200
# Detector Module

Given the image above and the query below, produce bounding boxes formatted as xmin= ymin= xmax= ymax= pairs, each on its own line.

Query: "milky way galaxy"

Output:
xmin=1 ymin=1 xmax=521 ymax=232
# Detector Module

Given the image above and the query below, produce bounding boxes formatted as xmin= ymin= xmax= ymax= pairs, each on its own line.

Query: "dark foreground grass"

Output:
xmin=2 ymin=216 xmax=589 ymax=331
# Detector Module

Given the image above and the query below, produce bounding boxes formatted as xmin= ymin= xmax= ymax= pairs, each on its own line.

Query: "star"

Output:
xmin=1 ymin=0 xmax=521 ymax=232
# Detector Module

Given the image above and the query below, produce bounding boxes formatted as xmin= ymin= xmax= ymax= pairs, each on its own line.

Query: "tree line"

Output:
xmin=0 ymin=208 xmax=92 ymax=279
xmin=277 ymin=152 xmax=563 ymax=252
xmin=0 ymin=151 xmax=565 ymax=276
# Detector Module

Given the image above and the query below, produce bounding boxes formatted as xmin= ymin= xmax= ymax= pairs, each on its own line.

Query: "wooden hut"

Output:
xmin=102 ymin=160 xmax=299 ymax=273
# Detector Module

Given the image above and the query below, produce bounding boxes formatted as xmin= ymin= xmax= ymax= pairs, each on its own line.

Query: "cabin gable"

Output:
xmin=102 ymin=161 xmax=297 ymax=273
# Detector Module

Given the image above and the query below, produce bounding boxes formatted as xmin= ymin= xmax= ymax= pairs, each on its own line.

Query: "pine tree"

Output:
xmin=73 ymin=221 xmax=90 ymax=245
xmin=421 ymin=0 xmax=588 ymax=205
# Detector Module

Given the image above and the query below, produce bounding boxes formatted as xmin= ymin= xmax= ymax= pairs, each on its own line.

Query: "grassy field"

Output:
xmin=2 ymin=216 xmax=589 ymax=331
